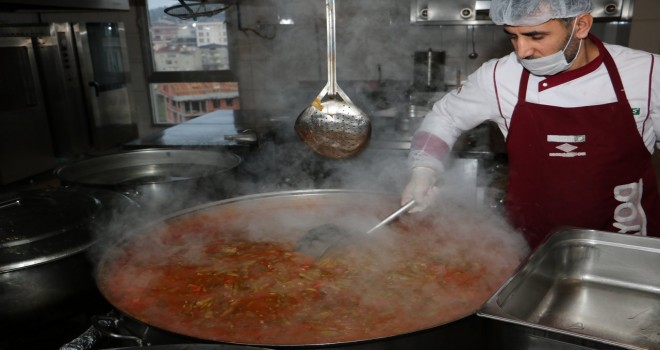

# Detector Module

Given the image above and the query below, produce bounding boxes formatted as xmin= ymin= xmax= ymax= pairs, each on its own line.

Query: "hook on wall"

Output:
xmin=468 ymin=26 xmax=478 ymax=59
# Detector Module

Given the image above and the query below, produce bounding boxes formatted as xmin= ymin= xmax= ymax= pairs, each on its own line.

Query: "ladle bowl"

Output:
xmin=295 ymin=93 xmax=371 ymax=159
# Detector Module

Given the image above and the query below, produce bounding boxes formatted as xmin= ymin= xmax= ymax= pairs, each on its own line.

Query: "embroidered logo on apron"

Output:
xmin=547 ymin=134 xmax=586 ymax=157
xmin=613 ymin=179 xmax=647 ymax=235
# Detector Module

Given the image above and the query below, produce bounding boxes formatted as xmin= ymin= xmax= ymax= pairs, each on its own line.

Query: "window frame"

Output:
xmin=137 ymin=0 xmax=239 ymax=124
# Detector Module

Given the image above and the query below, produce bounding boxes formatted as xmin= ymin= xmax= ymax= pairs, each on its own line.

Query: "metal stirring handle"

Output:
xmin=366 ymin=199 xmax=416 ymax=234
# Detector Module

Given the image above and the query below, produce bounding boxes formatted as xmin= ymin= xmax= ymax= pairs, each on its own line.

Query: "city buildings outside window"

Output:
xmin=145 ymin=0 xmax=238 ymax=125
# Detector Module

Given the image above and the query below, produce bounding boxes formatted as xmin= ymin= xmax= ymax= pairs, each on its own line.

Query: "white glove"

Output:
xmin=401 ymin=167 xmax=441 ymax=213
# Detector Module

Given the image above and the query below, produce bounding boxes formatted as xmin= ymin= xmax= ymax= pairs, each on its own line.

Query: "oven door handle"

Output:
xmin=88 ymin=81 xmax=101 ymax=97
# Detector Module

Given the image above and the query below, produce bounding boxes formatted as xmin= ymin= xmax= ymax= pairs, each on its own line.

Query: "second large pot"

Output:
xmin=55 ymin=148 xmax=242 ymax=214
xmin=95 ymin=190 xmax=528 ymax=349
xmin=0 ymin=187 xmax=137 ymax=335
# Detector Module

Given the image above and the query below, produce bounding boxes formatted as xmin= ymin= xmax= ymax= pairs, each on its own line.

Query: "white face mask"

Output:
xmin=520 ymin=19 xmax=582 ymax=76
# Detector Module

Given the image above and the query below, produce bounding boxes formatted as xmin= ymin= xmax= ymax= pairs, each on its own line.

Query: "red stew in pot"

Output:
xmin=98 ymin=200 xmax=521 ymax=345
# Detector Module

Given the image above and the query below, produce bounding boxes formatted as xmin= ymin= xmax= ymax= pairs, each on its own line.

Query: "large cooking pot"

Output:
xmin=95 ymin=190 xmax=527 ymax=349
xmin=0 ymin=187 xmax=136 ymax=334
xmin=103 ymin=345 xmax=274 ymax=350
xmin=55 ymin=148 xmax=242 ymax=214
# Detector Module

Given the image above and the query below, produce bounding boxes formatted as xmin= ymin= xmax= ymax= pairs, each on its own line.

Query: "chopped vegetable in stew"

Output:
xmin=99 ymin=211 xmax=519 ymax=345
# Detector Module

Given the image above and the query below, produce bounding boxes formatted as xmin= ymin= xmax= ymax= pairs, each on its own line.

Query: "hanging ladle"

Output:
xmin=295 ymin=199 xmax=416 ymax=259
xmin=294 ymin=0 xmax=371 ymax=159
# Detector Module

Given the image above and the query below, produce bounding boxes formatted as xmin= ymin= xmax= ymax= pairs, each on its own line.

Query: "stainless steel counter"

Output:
xmin=123 ymin=109 xmax=506 ymax=158
xmin=123 ymin=110 xmax=249 ymax=150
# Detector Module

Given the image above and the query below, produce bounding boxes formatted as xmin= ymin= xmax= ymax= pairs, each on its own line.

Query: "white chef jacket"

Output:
xmin=411 ymin=39 xmax=660 ymax=173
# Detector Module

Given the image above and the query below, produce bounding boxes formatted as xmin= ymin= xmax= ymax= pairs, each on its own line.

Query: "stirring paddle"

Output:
xmin=295 ymin=200 xmax=416 ymax=259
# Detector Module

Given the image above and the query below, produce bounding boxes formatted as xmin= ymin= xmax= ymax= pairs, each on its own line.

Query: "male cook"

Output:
xmin=401 ymin=0 xmax=660 ymax=249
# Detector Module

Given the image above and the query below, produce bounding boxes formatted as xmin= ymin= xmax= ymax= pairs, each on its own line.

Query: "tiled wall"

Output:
xmin=629 ymin=0 xmax=660 ymax=54
xmin=233 ymin=0 xmax=511 ymax=117
xmin=231 ymin=0 xmax=641 ymax=118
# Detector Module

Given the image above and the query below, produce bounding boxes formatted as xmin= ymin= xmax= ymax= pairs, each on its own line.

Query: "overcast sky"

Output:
xmin=148 ymin=0 xmax=179 ymax=9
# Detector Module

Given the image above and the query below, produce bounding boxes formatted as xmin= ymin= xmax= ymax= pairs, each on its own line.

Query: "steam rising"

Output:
xmin=88 ymin=134 xmax=527 ymax=271
xmin=88 ymin=143 xmax=528 ymax=316
xmin=91 ymin=176 xmax=528 ymax=344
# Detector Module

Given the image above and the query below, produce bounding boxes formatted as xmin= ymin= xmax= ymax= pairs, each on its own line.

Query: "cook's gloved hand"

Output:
xmin=401 ymin=167 xmax=441 ymax=213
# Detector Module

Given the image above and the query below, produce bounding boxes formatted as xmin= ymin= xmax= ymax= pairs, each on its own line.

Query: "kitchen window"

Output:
xmin=143 ymin=0 xmax=238 ymax=125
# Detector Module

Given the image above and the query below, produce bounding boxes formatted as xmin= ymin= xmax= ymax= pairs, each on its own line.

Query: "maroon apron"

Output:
xmin=505 ymin=39 xmax=660 ymax=249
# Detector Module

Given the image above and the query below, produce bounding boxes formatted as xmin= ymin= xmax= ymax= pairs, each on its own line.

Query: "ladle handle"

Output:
xmin=326 ymin=0 xmax=337 ymax=96
xmin=366 ymin=199 xmax=416 ymax=234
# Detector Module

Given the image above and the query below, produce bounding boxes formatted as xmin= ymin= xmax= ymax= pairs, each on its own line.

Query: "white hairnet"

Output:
xmin=489 ymin=0 xmax=592 ymax=26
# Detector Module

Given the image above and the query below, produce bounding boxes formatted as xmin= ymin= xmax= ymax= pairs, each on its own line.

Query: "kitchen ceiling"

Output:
xmin=0 ymin=0 xmax=129 ymax=11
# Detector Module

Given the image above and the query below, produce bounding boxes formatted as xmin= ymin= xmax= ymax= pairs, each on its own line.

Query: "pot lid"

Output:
xmin=0 ymin=187 xmax=102 ymax=273
xmin=54 ymin=148 xmax=242 ymax=187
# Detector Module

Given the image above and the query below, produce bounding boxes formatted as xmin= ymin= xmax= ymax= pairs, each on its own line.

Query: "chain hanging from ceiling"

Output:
xmin=164 ymin=0 xmax=233 ymax=20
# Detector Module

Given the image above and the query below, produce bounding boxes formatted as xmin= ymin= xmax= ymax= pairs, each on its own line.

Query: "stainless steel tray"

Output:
xmin=478 ymin=228 xmax=660 ymax=350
